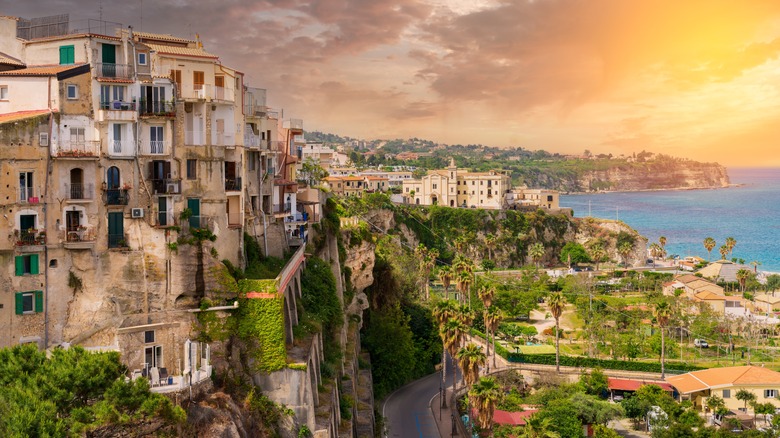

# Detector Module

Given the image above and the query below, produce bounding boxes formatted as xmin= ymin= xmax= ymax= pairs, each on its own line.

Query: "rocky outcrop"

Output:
xmin=578 ymin=162 xmax=730 ymax=192
xmin=342 ymin=240 xmax=375 ymax=294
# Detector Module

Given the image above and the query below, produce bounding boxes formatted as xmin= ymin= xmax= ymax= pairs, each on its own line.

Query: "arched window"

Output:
xmin=107 ymin=166 xmax=120 ymax=189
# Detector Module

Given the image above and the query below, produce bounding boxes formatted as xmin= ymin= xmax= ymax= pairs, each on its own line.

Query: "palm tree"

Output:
xmin=725 ymin=237 xmax=737 ymax=256
xmin=456 ymin=343 xmax=486 ymax=387
xmin=659 ymin=236 xmax=667 ymax=256
xmin=529 ymin=242 xmax=545 ymax=268
xmin=618 ymin=241 xmax=633 ymax=267
xmin=469 ymin=377 xmax=503 ymax=435
xmin=484 ymin=234 xmax=497 ymax=261
xmin=719 ymin=245 xmax=729 ymax=260
xmin=441 ymin=318 xmax=467 ymax=391
xmin=547 ymin=293 xmax=566 ymax=372
xmin=736 ymin=269 xmax=751 ymax=293
xmin=519 ymin=415 xmax=561 ymax=438
xmin=433 ymin=300 xmax=457 ymax=407
xmin=484 ymin=306 xmax=503 ymax=370
xmin=750 ymin=260 xmax=761 ymax=274
xmin=654 ymin=301 xmax=672 ymax=379
xmin=648 ymin=243 xmax=661 ymax=260
xmin=590 ymin=245 xmax=606 ymax=271
xmin=477 ymin=282 xmax=496 ymax=371
xmin=438 ymin=266 xmax=453 ymax=299
xmin=703 ymin=237 xmax=716 ymax=261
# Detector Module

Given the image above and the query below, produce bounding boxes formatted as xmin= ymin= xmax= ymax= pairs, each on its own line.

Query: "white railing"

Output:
xmin=213 ymin=86 xmax=234 ymax=102
xmin=141 ymin=140 xmax=168 ymax=155
xmin=212 ymin=131 xmax=235 ymax=146
xmin=193 ymin=84 xmax=235 ymax=102
xmin=244 ymin=134 xmax=262 ymax=148
xmin=110 ymin=140 xmax=135 ymax=155
xmin=56 ymin=140 xmax=99 ymax=157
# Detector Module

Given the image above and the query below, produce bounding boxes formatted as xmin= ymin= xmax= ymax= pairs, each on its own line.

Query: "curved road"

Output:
xmin=383 ymin=354 xmax=461 ymax=438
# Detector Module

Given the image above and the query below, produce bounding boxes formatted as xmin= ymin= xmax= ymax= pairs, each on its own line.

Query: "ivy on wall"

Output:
xmin=236 ymin=279 xmax=287 ymax=372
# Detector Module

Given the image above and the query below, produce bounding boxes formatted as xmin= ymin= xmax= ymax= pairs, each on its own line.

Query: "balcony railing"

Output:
xmin=275 ymin=202 xmax=292 ymax=214
xmin=213 ymin=86 xmax=234 ymax=102
xmin=95 ymin=63 xmax=134 ymax=79
xmin=108 ymin=234 xmax=128 ymax=249
xmin=225 ymin=177 xmax=242 ymax=192
xmin=157 ymin=210 xmax=174 ymax=227
xmin=61 ymin=228 xmax=97 ymax=248
xmin=110 ymin=140 xmax=135 ymax=155
xmin=244 ymin=134 xmax=262 ymax=148
xmin=141 ymin=140 xmax=168 ymax=155
xmin=286 ymin=119 xmax=303 ymax=131
xmin=100 ymin=100 xmax=136 ymax=111
xmin=64 ymin=183 xmax=94 ymax=200
xmin=194 ymin=85 xmax=235 ymax=102
xmin=19 ymin=187 xmax=37 ymax=203
xmin=149 ymin=178 xmax=181 ymax=195
xmin=185 ymin=215 xmax=215 ymax=231
xmin=185 ymin=131 xmax=205 ymax=146
xmin=268 ymin=140 xmax=286 ymax=152
xmin=17 ymin=230 xmax=46 ymax=247
xmin=139 ymin=100 xmax=175 ymax=117
xmin=57 ymin=140 xmax=100 ymax=157
xmin=212 ymin=132 xmax=235 ymax=146
xmin=105 ymin=189 xmax=129 ymax=205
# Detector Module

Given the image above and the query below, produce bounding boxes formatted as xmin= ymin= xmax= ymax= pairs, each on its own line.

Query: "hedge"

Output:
xmin=470 ymin=329 xmax=703 ymax=374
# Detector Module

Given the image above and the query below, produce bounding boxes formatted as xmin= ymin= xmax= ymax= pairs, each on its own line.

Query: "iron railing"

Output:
xmin=64 ymin=183 xmax=94 ymax=200
xmin=225 ymin=177 xmax=242 ymax=192
xmin=149 ymin=178 xmax=181 ymax=195
xmin=139 ymin=100 xmax=175 ymax=116
xmin=105 ymin=189 xmax=129 ymax=205
xmin=95 ymin=63 xmax=133 ymax=79
xmin=108 ymin=233 xmax=127 ymax=248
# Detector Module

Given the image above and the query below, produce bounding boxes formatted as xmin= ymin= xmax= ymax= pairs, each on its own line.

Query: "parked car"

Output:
xmin=694 ymin=339 xmax=709 ymax=348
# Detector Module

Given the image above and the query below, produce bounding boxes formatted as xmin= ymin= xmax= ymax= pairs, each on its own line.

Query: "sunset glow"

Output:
xmin=8 ymin=0 xmax=780 ymax=165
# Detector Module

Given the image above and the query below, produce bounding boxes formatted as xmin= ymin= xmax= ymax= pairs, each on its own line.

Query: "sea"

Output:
xmin=560 ymin=168 xmax=780 ymax=272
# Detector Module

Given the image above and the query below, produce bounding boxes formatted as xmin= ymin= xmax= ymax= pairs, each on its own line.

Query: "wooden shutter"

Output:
xmin=34 ymin=290 xmax=43 ymax=313
xmin=15 ymin=292 xmax=24 ymax=315
xmin=15 ymin=256 xmax=24 ymax=276
xmin=59 ymin=45 xmax=74 ymax=65
xmin=30 ymin=255 xmax=39 ymax=275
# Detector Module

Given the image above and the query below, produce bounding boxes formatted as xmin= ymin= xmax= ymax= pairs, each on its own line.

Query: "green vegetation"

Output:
xmin=236 ymin=279 xmax=287 ymax=372
xmin=0 ymin=344 xmax=185 ymax=437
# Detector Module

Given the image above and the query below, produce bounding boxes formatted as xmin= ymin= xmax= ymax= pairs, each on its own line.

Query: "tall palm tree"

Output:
xmin=618 ymin=241 xmax=633 ymax=267
xmin=725 ymin=237 xmax=737 ymax=256
xmin=456 ymin=343 xmax=486 ymax=387
xmin=438 ymin=266 xmax=453 ymax=299
xmin=529 ymin=242 xmax=545 ymax=268
xmin=590 ymin=245 xmax=606 ymax=271
xmin=719 ymin=245 xmax=729 ymax=260
xmin=654 ymin=301 xmax=672 ymax=379
xmin=659 ymin=236 xmax=667 ymax=256
xmin=547 ymin=293 xmax=566 ymax=372
xmin=750 ymin=260 xmax=761 ymax=273
xmin=484 ymin=306 xmax=503 ymax=370
xmin=484 ymin=234 xmax=497 ymax=261
xmin=469 ymin=377 xmax=503 ymax=435
xmin=519 ymin=415 xmax=561 ymax=438
xmin=441 ymin=318 xmax=467 ymax=391
xmin=477 ymin=282 xmax=496 ymax=370
xmin=648 ymin=243 xmax=661 ymax=260
xmin=433 ymin=300 xmax=457 ymax=407
xmin=703 ymin=237 xmax=717 ymax=261
xmin=736 ymin=269 xmax=751 ymax=293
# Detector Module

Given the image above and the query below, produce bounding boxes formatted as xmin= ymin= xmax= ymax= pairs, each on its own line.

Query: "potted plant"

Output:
xmin=122 ymin=183 xmax=132 ymax=190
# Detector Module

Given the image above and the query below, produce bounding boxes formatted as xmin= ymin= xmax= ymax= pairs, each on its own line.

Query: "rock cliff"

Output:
xmin=578 ymin=161 xmax=730 ymax=192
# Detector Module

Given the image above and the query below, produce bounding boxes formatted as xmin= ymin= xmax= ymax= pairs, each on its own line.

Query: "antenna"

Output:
xmin=139 ymin=0 xmax=143 ymax=31
xmin=99 ymin=0 xmax=103 ymax=22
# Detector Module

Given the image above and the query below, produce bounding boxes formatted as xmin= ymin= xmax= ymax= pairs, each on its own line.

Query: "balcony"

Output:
xmin=244 ymin=134 xmax=263 ymax=149
xmin=284 ymin=212 xmax=308 ymax=225
xmin=139 ymin=100 xmax=175 ymax=117
xmin=108 ymin=140 xmax=135 ymax=157
xmin=274 ymin=202 xmax=292 ymax=216
xmin=56 ymin=141 xmax=100 ymax=158
xmin=105 ymin=189 xmax=129 ymax=205
xmin=150 ymin=178 xmax=181 ymax=195
xmin=285 ymin=118 xmax=303 ymax=132
xmin=18 ymin=187 xmax=39 ymax=204
xmin=212 ymin=131 xmax=235 ymax=146
xmin=95 ymin=63 xmax=134 ymax=80
xmin=108 ymin=233 xmax=128 ymax=249
xmin=225 ymin=177 xmax=242 ymax=192
xmin=185 ymin=131 xmax=205 ymax=146
xmin=61 ymin=228 xmax=96 ymax=250
xmin=16 ymin=230 xmax=46 ymax=251
xmin=64 ymin=183 xmax=94 ymax=201
xmin=194 ymin=85 xmax=234 ymax=102
xmin=184 ymin=215 xmax=215 ymax=231
xmin=268 ymin=140 xmax=285 ymax=152
xmin=140 ymin=140 xmax=169 ymax=156
xmin=98 ymin=101 xmax=137 ymax=122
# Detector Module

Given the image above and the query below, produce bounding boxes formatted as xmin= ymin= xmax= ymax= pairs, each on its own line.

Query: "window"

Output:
xmin=186 ymin=159 xmax=197 ymax=179
xmin=765 ymin=390 xmax=776 ymax=398
xmin=15 ymin=291 xmax=42 ymax=314
xmin=432 ymin=184 xmax=437 ymax=189
xmin=170 ymin=69 xmax=182 ymax=91
xmin=70 ymin=127 xmax=85 ymax=146
xmin=0 ymin=85 xmax=7 ymax=100
xmin=66 ymin=84 xmax=78 ymax=99
xmin=59 ymin=45 xmax=75 ymax=65
xmin=723 ymin=389 xmax=731 ymax=398
xmin=145 ymin=345 xmax=163 ymax=368
xmin=19 ymin=172 xmax=33 ymax=201
xmin=101 ymin=85 xmax=127 ymax=108
xmin=138 ymin=52 xmax=147 ymax=65
xmin=144 ymin=330 xmax=155 ymax=343
xmin=15 ymin=255 xmax=39 ymax=276
xmin=149 ymin=126 xmax=164 ymax=154
xmin=193 ymin=71 xmax=204 ymax=90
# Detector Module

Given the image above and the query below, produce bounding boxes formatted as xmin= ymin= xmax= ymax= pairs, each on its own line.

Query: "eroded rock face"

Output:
xmin=574 ymin=217 xmax=648 ymax=267
xmin=578 ymin=163 xmax=730 ymax=192
xmin=343 ymin=240 xmax=375 ymax=294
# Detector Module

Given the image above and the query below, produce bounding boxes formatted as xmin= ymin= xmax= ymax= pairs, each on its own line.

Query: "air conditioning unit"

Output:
xmin=131 ymin=208 xmax=144 ymax=218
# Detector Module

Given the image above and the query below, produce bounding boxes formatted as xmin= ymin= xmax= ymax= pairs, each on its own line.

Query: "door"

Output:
xmin=225 ymin=161 xmax=237 ymax=190
xmin=144 ymin=345 xmax=163 ymax=369
xmin=150 ymin=126 xmax=164 ymax=154
xmin=158 ymin=197 xmax=169 ymax=226
xmin=215 ymin=119 xmax=225 ymax=145
xmin=112 ymin=124 xmax=122 ymax=153
xmin=108 ymin=212 xmax=124 ymax=248
xmin=215 ymin=75 xmax=224 ymax=99
xmin=70 ymin=168 xmax=83 ymax=199
xmin=188 ymin=198 xmax=201 ymax=229
xmin=66 ymin=211 xmax=80 ymax=241
xmin=101 ymin=44 xmax=116 ymax=77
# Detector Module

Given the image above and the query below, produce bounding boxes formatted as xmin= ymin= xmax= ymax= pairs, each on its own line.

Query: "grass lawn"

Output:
xmin=518 ymin=344 xmax=556 ymax=355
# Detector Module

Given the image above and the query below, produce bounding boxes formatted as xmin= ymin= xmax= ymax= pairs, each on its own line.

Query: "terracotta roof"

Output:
xmin=755 ymin=294 xmax=780 ymax=304
xmin=145 ymin=42 xmax=218 ymax=59
xmin=676 ymin=274 xmax=701 ymax=283
xmin=96 ymin=77 xmax=135 ymax=83
xmin=0 ymin=109 xmax=51 ymax=124
xmin=608 ymin=378 xmax=674 ymax=392
xmin=694 ymin=290 xmax=726 ymax=301
xmin=0 ymin=64 xmax=86 ymax=76
xmin=490 ymin=408 xmax=537 ymax=426
xmin=133 ymin=31 xmax=194 ymax=44
xmin=0 ymin=51 xmax=24 ymax=67
xmin=667 ymin=366 xmax=780 ymax=394
xmin=24 ymin=33 xmax=120 ymax=43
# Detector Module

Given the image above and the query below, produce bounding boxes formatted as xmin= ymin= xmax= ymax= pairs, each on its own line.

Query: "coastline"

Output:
xmin=564 ymin=183 xmax=743 ymax=196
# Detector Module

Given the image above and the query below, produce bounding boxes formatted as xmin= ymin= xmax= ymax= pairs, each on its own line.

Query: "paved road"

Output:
xmin=383 ymin=354 xmax=461 ymax=438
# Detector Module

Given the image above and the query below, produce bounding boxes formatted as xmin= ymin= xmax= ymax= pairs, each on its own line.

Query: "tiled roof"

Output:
xmin=0 ymin=109 xmax=51 ymax=124
xmin=667 ymin=366 xmax=780 ymax=394
xmin=694 ymin=290 xmax=726 ymax=301
xmin=755 ymin=294 xmax=780 ymax=304
xmin=0 ymin=64 xmax=85 ymax=76
xmin=145 ymin=42 xmax=218 ymax=59
xmin=608 ymin=378 xmax=674 ymax=392
xmin=96 ymin=77 xmax=134 ymax=84
xmin=0 ymin=51 xmax=24 ymax=67
xmin=133 ymin=31 xmax=194 ymax=44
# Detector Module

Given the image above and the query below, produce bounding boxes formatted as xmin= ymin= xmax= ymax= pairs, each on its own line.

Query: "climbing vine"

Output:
xmin=236 ymin=279 xmax=287 ymax=372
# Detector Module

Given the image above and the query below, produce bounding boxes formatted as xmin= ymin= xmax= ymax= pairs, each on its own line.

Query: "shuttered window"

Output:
xmin=14 ymin=254 xmax=39 ymax=276
xmin=59 ymin=45 xmax=75 ymax=65
xmin=15 ymin=291 xmax=42 ymax=314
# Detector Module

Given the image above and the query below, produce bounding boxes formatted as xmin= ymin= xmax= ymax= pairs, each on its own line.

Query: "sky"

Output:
xmin=4 ymin=0 xmax=780 ymax=166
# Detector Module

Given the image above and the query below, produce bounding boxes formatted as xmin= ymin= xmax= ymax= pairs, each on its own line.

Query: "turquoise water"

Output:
xmin=560 ymin=168 xmax=780 ymax=272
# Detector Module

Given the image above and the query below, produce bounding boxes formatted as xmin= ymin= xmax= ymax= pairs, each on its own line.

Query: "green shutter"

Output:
xmin=34 ymin=291 xmax=43 ymax=313
xmin=15 ymin=256 xmax=24 ymax=276
xmin=30 ymin=255 xmax=39 ymax=275
xmin=15 ymin=292 xmax=24 ymax=315
xmin=59 ymin=45 xmax=74 ymax=65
